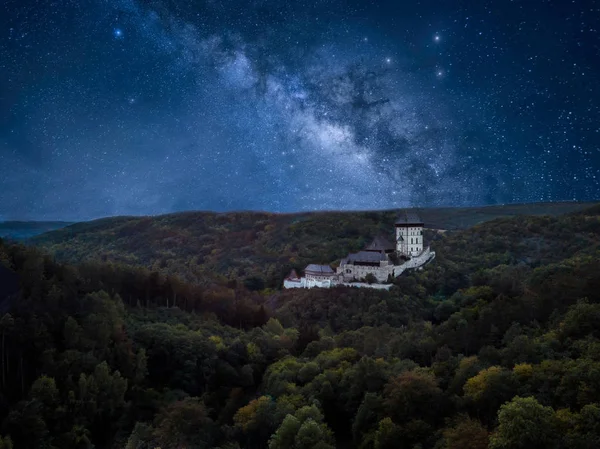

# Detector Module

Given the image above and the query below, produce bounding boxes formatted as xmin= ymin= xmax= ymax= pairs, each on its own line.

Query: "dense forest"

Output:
xmin=0 ymin=204 xmax=599 ymax=448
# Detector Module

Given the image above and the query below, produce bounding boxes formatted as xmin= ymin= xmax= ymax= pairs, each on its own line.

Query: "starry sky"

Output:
xmin=1 ymin=0 xmax=599 ymax=221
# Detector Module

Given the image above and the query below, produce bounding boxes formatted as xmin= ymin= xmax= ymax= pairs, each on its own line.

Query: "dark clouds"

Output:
xmin=0 ymin=0 xmax=598 ymax=220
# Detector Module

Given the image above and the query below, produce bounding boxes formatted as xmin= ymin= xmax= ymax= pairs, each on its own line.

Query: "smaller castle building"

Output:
xmin=304 ymin=264 xmax=337 ymax=288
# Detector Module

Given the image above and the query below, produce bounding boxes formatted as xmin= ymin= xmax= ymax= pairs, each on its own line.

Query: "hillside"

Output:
xmin=30 ymin=201 xmax=598 ymax=287
xmin=0 ymin=204 xmax=599 ymax=448
xmin=0 ymin=221 xmax=74 ymax=241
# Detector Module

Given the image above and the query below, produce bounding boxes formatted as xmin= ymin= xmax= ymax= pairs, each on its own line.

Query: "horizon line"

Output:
xmin=1 ymin=199 xmax=598 ymax=224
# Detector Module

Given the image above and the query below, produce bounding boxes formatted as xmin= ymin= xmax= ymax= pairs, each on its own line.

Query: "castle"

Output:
xmin=284 ymin=212 xmax=435 ymax=289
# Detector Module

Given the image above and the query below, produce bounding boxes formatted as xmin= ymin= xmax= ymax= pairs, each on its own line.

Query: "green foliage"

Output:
xmin=244 ymin=276 xmax=266 ymax=291
xmin=294 ymin=418 xmax=335 ymax=449
xmin=0 ymin=436 xmax=12 ymax=449
xmin=383 ymin=369 xmax=444 ymax=424
xmin=489 ymin=396 xmax=558 ymax=449
xmin=269 ymin=405 xmax=335 ymax=449
xmin=442 ymin=416 xmax=489 ymax=449
xmin=125 ymin=422 xmax=153 ymax=449
xmin=0 ymin=205 xmax=600 ymax=448
xmin=29 ymin=376 xmax=59 ymax=408
xmin=374 ymin=417 xmax=402 ymax=449
xmin=364 ymin=273 xmax=377 ymax=284
xmin=269 ymin=414 xmax=301 ymax=449
xmin=153 ymin=397 xmax=215 ymax=449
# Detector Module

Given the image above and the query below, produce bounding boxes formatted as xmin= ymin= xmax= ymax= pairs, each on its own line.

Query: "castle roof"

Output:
xmin=365 ymin=236 xmax=395 ymax=252
xmin=395 ymin=211 xmax=424 ymax=226
xmin=285 ymin=269 xmax=300 ymax=280
xmin=341 ymin=250 xmax=389 ymax=265
xmin=304 ymin=264 xmax=335 ymax=275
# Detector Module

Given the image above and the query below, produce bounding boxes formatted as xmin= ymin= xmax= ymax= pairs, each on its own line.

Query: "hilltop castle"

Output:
xmin=284 ymin=212 xmax=435 ymax=289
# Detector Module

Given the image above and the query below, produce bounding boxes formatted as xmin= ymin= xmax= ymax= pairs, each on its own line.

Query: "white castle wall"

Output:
xmin=283 ymin=278 xmax=306 ymax=289
xmin=338 ymin=282 xmax=393 ymax=290
xmin=393 ymin=247 xmax=435 ymax=276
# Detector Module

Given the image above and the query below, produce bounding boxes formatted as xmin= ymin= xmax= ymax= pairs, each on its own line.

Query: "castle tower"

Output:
xmin=395 ymin=211 xmax=424 ymax=257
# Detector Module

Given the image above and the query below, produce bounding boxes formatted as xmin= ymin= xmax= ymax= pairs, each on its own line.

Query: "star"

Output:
xmin=0 ymin=0 xmax=596 ymax=219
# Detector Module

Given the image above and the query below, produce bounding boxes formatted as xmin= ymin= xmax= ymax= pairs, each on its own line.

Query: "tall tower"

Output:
xmin=395 ymin=211 xmax=424 ymax=257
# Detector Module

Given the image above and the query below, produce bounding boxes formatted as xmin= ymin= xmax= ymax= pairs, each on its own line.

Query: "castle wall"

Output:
xmin=306 ymin=278 xmax=333 ymax=288
xmin=283 ymin=278 xmax=305 ymax=288
xmin=338 ymin=262 xmax=393 ymax=283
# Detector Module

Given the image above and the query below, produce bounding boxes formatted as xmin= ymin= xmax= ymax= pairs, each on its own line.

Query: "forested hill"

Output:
xmin=30 ymin=201 xmax=598 ymax=287
xmin=0 ymin=204 xmax=599 ymax=448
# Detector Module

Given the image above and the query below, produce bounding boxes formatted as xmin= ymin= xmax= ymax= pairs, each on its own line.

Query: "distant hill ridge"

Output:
xmin=28 ymin=201 xmax=599 ymax=287
xmin=0 ymin=221 xmax=74 ymax=241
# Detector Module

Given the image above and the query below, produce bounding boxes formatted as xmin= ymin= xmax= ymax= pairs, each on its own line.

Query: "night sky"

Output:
xmin=1 ymin=0 xmax=599 ymax=221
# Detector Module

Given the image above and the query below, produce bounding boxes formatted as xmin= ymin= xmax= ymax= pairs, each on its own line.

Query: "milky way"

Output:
xmin=1 ymin=0 xmax=599 ymax=220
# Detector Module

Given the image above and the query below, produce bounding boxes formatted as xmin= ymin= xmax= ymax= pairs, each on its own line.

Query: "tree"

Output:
xmin=464 ymin=366 xmax=517 ymax=422
xmin=133 ymin=349 xmax=148 ymax=385
xmin=153 ymin=398 xmax=215 ymax=449
xmin=61 ymin=425 xmax=93 ymax=449
xmin=489 ymin=396 xmax=558 ymax=449
xmin=352 ymin=393 xmax=384 ymax=443
xmin=559 ymin=300 xmax=600 ymax=340
xmin=29 ymin=376 xmax=59 ymax=409
xmin=63 ymin=316 xmax=84 ymax=350
xmin=374 ymin=418 xmax=402 ymax=449
xmin=0 ymin=313 xmax=14 ymax=389
xmin=0 ymin=436 xmax=13 ymax=449
xmin=264 ymin=318 xmax=285 ymax=336
xmin=294 ymin=418 xmax=335 ymax=449
xmin=234 ymin=396 xmax=281 ymax=446
xmin=244 ymin=276 xmax=265 ymax=291
xmin=383 ymin=369 xmax=444 ymax=424
xmin=269 ymin=405 xmax=334 ymax=449
xmin=364 ymin=273 xmax=377 ymax=284
xmin=443 ymin=415 xmax=489 ymax=449
xmin=4 ymin=399 xmax=50 ymax=449
xmin=76 ymin=360 xmax=128 ymax=439
xmin=269 ymin=415 xmax=301 ymax=449
xmin=126 ymin=422 xmax=154 ymax=449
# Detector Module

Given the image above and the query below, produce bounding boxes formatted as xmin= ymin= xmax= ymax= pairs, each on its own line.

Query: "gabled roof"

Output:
xmin=285 ymin=269 xmax=300 ymax=280
xmin=304 ymin=264 xmax=335 ymax=275
xmin=395 ymin=211 xmax=424 ymax=226
xmin=341 ymin=251 xmax=388 ymax=265
xmin=365 ymin=236 xmax=395 ymax=252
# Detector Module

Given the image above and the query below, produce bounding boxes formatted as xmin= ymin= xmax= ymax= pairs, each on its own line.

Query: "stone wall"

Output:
xmin=339 ymin=282 xmax=393 ymax=290
xmin=338 ymin=262 xmax=393 ymax=283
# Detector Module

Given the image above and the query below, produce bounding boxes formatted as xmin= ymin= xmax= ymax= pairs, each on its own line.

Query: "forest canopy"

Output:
xmin=0 ymin=204 xmax=599 ymax=448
